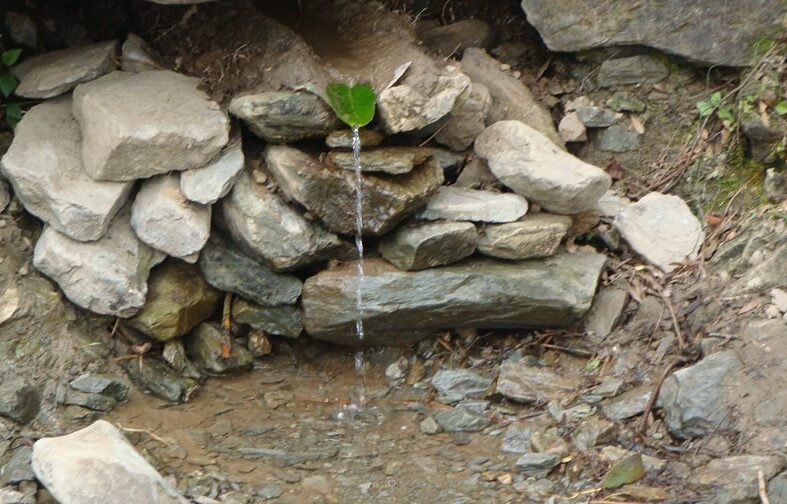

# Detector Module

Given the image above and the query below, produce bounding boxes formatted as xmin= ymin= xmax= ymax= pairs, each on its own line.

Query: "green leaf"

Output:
xmin=4 ymin=103 xmax=22 ymax=128
xmin=775 ymin=101 xmax=787 ymax=115
xmin=325 ymin=83 xmax=376 ymax=128
xmin=0 ymin=74 xmax=18 ymax=97
xmin=709 ymin=91 xmax=722 ymax=107
xmin=602 ymin=453 xmax=646 ymax=489
xmin=697 ymin=100 xmax=713 ymax=117
xmin=717 ymin=107 xmax=736 ymax=128
xmin=1 ymin=49 xmax=22 ymax=67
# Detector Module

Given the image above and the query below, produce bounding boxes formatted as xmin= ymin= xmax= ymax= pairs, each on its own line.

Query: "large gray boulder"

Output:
xmin=520 ymin=0 xmax=785 ymax=67
xmin=73 ymin=70 xmax=229 ymax=181
xmin=265 ymin=145 xmax=444 ymax=236
xmin=475 ymin=121 xmax=611 ymax=214
xmin=131 ymin=174 xmax=211 ymax=261
xmin=32 ymin=420 xmax=189 ymax=504
xmin=302 ymin=250 xmax=606 ymax=345
xmin=33 ymin=209 xmax=163 ymax=318
xmin=0 ymin=98 xmax=132 ymax=241
xmin=220 ymin=169 xmax=344 ymax=271
xmin=180 ymin=141 xmax=244 ymax=205
xmin=12 ymin=41 xmax=117 ymax=99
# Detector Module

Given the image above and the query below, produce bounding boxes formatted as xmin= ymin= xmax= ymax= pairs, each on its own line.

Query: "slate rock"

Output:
xmin=121 ymin=33 xmax=162 ymax=73
xmin=558 ymin=112 xmax=587 ymax=143
xmin=0 ymin=178 xmax=9 ymax=213
xmin=515 ymin=453 xmax=560 ymax=477
xmin=501 ymin=426 xmax=534 ymax=454
xmin=0 ymin=377 xmax=38 ymax=425
xmin=657 ymin=350 xmax=742 ymax=438
xmin=221 ymin=169 xmax=345 ymax=270
xmin=436 ymin=82 xmax=492 ymax=151
xmin=328 ymin=147 xmax=432 ymax=175
xmin=125 ymin=262 xmax=221 ymax=342
xmin=229 ymin=91 xmax=336 ymax=143
xmin=477 ymin=213 xmax=572 ymax=260
xmin=601 ymin=386 xmax=653 ymax=421
xmin=73 ymin=70 xmax=229 ymax=181
xmin=119 ymin=358 xmax=199 ymax=403
xmin=32 ymin=420 xmax=189 ymax=504
xmin=379 ymin=220 xmax=478 ymax=271
xmin=185 ymin=323 xmax=254 ymax=374
xmin=694 ymin=455 xmax=784 ymax=503
xmin=584 ymin=287 xmax=629 ymax=339
xmin=419 ymin=19 xmax=495 ymax=57
xmin=265 ymin=145 xmax=443 ymax=236
xmin=594 ymin=123 xmax=643 ymax=153
xmin=571 ymin=417 xmax=617 ymax=452
xmin=199 ymin=236 xmax=302 ymax=306
xmin=431 ymin=369 xmax=493 ymax=399
xmin=596 ymin=55 xmax=669 ymax=87
xmin=131 ymin=174 xmax=211 ymax=261
xmin=575 ymin=106 xmax=619 ymax=128
xmin=606 ymin=92 xmax=646 ymax=113
xmin=181 ymin=141 xmax=245 ymax=205
xmin=62 ymin=390 xmax=116 ymax=412
xmin=325 ymin=129 xmax=383 ymax=149
xmin=0 ymin=447 xmax=34 ymax=486
xmin=417 ymin=186 xmax=528 ymax=223
xmin=232 ymin=298 xmax=303 ymax=338
xmin=475 ymin=120 xmax=611 ymax=214
xmin=12 ymin=41 xmax=117 ymax=98
xmin=70 ymin=374 xmax=130 ymax=402
xmin=33 ymin=209 xmax=163 ymax=317
xmin=420 ymin=416 xmax=442 ymax=435
xmin=302 ymin=250 xmax=606 ymax=345
xmin=614 ymin=192 xmax=704 ymax=272
xmin=435 ymin=407 xmax=490 ymax=432
xmin=0 ymin=98 xmax=132 ymax=241
xmin=496 ymin=360 xmax=582 ymax=404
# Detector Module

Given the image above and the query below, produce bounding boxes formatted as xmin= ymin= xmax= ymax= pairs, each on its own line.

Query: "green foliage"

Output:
xmin=325 ymin=83 xmax=376 ymax=128
xmin=696 ymin=91 xmax=737 ymax=130
xmin=0 ymin=48 xmax=22 ymax=128
xmin=775 ymin=100 xmax=787 ymax=116
xmin=602 ymin=453 xmax=645 ymax=489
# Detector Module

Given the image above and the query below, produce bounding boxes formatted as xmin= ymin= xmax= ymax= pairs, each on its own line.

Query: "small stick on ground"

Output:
xmin=660 ymin=292 xmax=687 ymax=350
xmin=221 ymin=292 xmax=233 ymax=358
xmin=639 ymin=359 xmax=683 ymax=434
xmin=759 ymin=469 xmax=771 ymax=504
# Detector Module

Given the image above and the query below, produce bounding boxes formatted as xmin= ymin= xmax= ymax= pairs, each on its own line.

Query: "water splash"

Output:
xmin=351 ymin=126 xmax=367 ymax=408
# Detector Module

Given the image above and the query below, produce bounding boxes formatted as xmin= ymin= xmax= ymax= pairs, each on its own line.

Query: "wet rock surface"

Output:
xmin=229 ymin=91 xmax=336 ymax=143
xmin=231 ymin=298 xmax=303 ymax=338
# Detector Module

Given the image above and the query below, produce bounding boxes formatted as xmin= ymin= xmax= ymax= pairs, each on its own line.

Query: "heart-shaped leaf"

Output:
xmin=0 ymin=74 xmax=18 ymax=97
xmin=2 ymin=49 xmax=22 ymax=67
xmin=325 ymin=83 xmax=376 ymax=128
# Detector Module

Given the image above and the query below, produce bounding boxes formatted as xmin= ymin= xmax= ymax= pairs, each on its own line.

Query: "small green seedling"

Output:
xmin=697 ymin=91 xmax=735 ymax=130
xmin=1 ymin=48 xmax=23 ymax=128
xmin=324 ymin=82 xmax=376 ymax=129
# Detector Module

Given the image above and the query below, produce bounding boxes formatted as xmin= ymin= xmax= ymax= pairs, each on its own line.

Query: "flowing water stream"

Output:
xmin=351 ymin=126 xmax=367 ymax=409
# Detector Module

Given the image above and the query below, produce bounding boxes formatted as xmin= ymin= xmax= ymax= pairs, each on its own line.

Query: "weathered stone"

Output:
xmin=181 ymin=141 xmax=244 ymax=205
xmin=614 ymin=192 xmax=704 ymax=272
xmin=121 ymin=33 xmax=162 ymax=73
xmin=496 ymin=360 xmax=582 ymax=403
xmin=694 ymin=455 xmax=784 ymax=502
xmin=70 ymin=374 xmax=129 ymax=402
xmin=199 ymin=236 xmax=302 ymax=306
xmin=303 ymin=251 xmax=606 ymax=345
xmin=558 ymin=112 xmax=587 ymax=143
xmin=657 ymin=351 xmax=742 ymax=439
xmin=162 ymin=340 xmax=203 ymax=380
xmin=594 ymin=123 xmax=643 ymax=153
xmin=765 ymin=168 xmax=787 ymax=203
xmin=265 ymin=145 xmax=443 ymax=236
xmin=0 ymin=98 xmax=132 ymax=241
xmin=131 ymin=174 xmax=211 ymax=261
xmin=119 ymin=359 xmax=199 ymax=403
xmin=575 ymin=106 xmax=619 ymax=128
xmin=379 ymin=220 xmax=478 ymax=270
xmin=33 ymin=210 xmax=163 ymax=317
xmin=597 ymin=190 xmax=631 ymax=218
xmin=0 ymin=177 xmax=9 ymax=213
xmin=73 ymin=70 xmax=229 ymax=181
xmin=501 ymin=426 xmax=535 ymax=454
xmin=0 ymin=377 xmax=39 ymax=425
xmin=185 ymin=323 xmax=254 ymax=374
xmin=431 ymin=369 xmax=493 ymax=399
xmin=221 ymin=169 xmax=344 ymax=270
xmin=519 ymin=1 xmax=784 ymax=67
xmin=477 ymin=214 xmax=572 ymax=260
xmin=126 ymin=262 xmax=221 ymax=342
xmin=601 ymin=387 xmax=653 ymax=421
xmin=455 ymin=157 xmax=498 ymax=190
xmin=572 ymin=417 xmax=617 ymax=451
xmin=580 ymin=378 xmax=625 ymax=403
xmin=584 ymin=287 xmax=629 ymax=339
xmin=229 ymin=91 xmax=336 ymax=143
xmin=768 ymin=472 xmax=787 ymax=503
xmin=325 ymin=129 xmax=383 ymax=149
xmin=232 ymin=298 xmax=303 ymax=338
xmin=417 ymin=186 xmax=528 ymax=223
xmin=475 ymin=120 xmax=611 ymax=214
xmin=32 ymin=420 xmax=189 ymax=504
xmin=461 ymin=48 xmax=562 ymax=148
xmin=436 ymin=82 xmax=492 ymax=151
xmin=419 ymin=19 xmax=495 ymax=57
xmin=328 ymin=147 xmax=432 ymax=175
xmin=515 ymin=453 xmax=560 ymax=477
xmin=420 ymin=416 xmax=442 ymax=435
xmin=62 ymin=390 xmax=116 ymax=412
xmin=435 ymin=407 xmax=490 ymax=432
xmin=606 ymin=92 xmax=646 ymax=113
xmin=596 ymin=55 xmax=669 ymax=87
xmin=12 ymin=41 xmax=117 ymax=98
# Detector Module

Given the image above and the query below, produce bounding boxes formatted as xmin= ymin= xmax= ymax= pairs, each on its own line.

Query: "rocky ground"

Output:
xmin=1 ymin=1 xmax=787 ymax=504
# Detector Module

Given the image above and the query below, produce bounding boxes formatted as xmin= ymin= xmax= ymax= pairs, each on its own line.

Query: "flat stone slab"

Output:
xmin=379 ymin=220 xmax=478 ymax=271
xmin=229 ymin=91 xmax=336 ymax=143
xmin=417 ymin=186 xmax=528 ymax=223
xmin=0 ymin=98 xmax=132 ymax=241
xmin=265 ymin=145 xmax=444 ymax=236
xmin=73 ymin=70 xmax=229 ymax=181
xmin=180 ymin=141 xmax=244 ymax=205
xmin=32 ymin=420 xmax=188 ymax=504
xmin=232 ymin=298 xmax=303 ymax=338
xmin=327 ymin=148 xmax=432 ymax=175
xmin=477 ymin=214 xmax=572 ymax=260
xmin=496 ymin=360 xmax=582 ymax=404
xmin=325 ymin=129 xmax=383 ymax=149
xmin=302 ymin=250 xmax=607 ymax=345
xmin=475 ymin=120 xmax=611 ymax=214
xmin=131 ymin=174 xmax=211 ymax=260
xmin=32 ymin=209 xmax=163 ymax=318
xmin=614 ymin=192 xmax=704 ymax=272
xmin=221 ymin=169 xmax=344 ymax=271
xmin=12 ymin=41 xmax=117 ymax=98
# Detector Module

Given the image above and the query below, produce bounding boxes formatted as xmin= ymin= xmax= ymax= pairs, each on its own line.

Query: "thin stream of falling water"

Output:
xmin=351 ymin=126 xmax=367 ymax=408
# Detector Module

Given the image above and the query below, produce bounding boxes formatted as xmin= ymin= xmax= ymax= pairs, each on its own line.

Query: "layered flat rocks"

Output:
xmin=379 ymin=221 xmax=478 ymax=271
xmin=475 ymin=120 xmax=611 ymax=214
xmin=232 ymin=298 xmax=303 ymax=338
xmin=327 ymin=147 xmax=432 ymax=175
xmin=73 ymin=70 xmax=229 ymax=181
xmin=131 ymin=174 xmax=211 ymax=261
xmin=265 ymin=145 xmax=444 ymax=236
xmin=221 ymin=169 xmax=344 ymax=270
xmin=417 ymin=186 xmax=528 ymax=223
xmin=0 ymin=98 xmax=132 ymax=241
xmin=325 ymin=129 xmax=383 ymax=149
xmin=302 ymin=250 xmax=607 ymax=345
xmin=436 ymin=82 xmax=492 ymax=151
xmin=32 ymin=209 xmax=163 ymax=318
xmin=180 ymin=141 xmax=244 ymax=205
xmin=613 ymin=192 xmax=704 ymax=272
xmin=12 ymin=41 xmax=117 ymax=98
xmin=229 ymin=91 xmax=336 ymax=143
xmin=477 ymin=214 xmax=572 ymax=260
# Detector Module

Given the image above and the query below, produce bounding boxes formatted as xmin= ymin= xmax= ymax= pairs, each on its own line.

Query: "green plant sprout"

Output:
xmin=696 ymin=91 xmax=736 ymax=130
xmin=324 ymin=83 xmax=376 ymax=129
xmin=0 ymin=48 xmax=23 ymax=128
